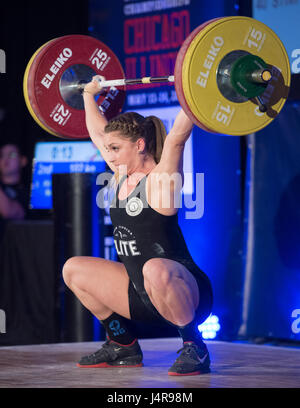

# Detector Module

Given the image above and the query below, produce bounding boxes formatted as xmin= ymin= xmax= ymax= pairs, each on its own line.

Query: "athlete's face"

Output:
xmin=103 ymin=131 xmax=145 ymax=172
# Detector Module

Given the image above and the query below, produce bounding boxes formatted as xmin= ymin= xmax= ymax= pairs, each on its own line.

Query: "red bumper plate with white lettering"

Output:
xmin=24 ymin=35 xmax=126 ymax=139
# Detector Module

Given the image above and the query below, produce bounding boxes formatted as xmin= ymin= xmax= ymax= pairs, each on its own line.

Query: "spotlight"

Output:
xmin=198 ymin=314 xmax=221 ymax=339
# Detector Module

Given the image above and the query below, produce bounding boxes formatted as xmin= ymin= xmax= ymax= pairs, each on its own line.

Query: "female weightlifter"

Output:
xmin=62 ymin=76 xmax=213 ymax=376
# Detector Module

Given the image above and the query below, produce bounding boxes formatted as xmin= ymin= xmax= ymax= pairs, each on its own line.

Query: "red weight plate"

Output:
xmin=24 ymin=38 xmax=62 ymax=137
xmin=26 ymin=35 xmax=126 ymax=139
xmin=25 ymin=35 xmax=89 ymax=139
xmin=174 ymin=18 xmax=223 ymax=134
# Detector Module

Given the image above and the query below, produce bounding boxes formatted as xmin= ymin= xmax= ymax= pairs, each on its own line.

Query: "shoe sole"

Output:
xmin=77 ymin=362 xmax=143 ymax=368
xmin=168 ymin=367 xmax=210 ymax=376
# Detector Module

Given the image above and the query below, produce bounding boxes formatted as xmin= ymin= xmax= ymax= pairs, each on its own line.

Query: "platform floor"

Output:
xmin=0 ymin=338 xmax=299 ymax=388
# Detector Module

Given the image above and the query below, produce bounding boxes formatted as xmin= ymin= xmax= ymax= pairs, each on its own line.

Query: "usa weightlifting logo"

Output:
xmin=126 ymin=197 xmax=143 ymax=216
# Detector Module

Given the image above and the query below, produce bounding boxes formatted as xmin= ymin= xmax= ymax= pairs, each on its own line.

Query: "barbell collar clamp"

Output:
xmin=249 ymin=69 xmax=272 ymax=84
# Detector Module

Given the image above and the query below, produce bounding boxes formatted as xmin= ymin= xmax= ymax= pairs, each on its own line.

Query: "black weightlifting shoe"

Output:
xmin=168 ymin=341 xmax=210 ymax=376
xmin=77 ymin=339 xmax=143 ymax=368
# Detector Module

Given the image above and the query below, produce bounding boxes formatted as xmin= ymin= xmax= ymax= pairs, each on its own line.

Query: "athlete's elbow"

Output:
xmin=168 ymin=129 xmax=192 ymax=147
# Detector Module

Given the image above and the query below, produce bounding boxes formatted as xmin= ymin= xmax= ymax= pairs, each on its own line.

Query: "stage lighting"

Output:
xmin=198 ymin=314 xmax=221 ymax=339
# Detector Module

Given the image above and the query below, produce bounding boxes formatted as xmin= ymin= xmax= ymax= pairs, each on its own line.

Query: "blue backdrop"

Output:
xmin=239 ymin=101 xmax=300 ymax=341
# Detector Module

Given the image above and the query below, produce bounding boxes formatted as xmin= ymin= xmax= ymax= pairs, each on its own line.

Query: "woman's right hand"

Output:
xmin=83 ymin=75 xmax=106 ymax=96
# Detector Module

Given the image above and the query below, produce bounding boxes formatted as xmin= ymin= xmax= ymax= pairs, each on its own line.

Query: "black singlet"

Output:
xmin=109 ymin=174 xmax=213 ymax=323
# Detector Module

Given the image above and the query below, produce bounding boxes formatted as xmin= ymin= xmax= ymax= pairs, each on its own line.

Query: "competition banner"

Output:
xmin=121 ymin=1 xmax=194 ymax=193
xmin=123 ymin=1 xmax=190 ymax=110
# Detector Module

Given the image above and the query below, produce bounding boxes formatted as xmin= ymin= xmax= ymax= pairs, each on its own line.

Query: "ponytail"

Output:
xmin=145 ymin=116 xmax=167 ymax=163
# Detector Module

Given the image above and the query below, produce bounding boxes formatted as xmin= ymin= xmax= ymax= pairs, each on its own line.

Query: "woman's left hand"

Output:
xmin=83 ymin=75 xmax=106 ymax=96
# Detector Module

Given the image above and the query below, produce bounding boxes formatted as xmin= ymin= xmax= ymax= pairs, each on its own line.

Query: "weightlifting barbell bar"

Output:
xmin=79 ymin=68 xmax=271 ymax=94
xmin=23 ymin=16 xmax=291 ymax=139
xmin=77 ymin=75 xmax=176 ymax=90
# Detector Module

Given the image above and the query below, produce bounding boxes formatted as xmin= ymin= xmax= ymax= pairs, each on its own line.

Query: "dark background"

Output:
xmin=0 ymin=0 xmax=89 ymax=180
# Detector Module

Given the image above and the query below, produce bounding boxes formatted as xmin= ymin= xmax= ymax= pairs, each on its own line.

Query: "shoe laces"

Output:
xmin=176 ymin=342 xmax=197 ymax=355
xmin=176 ymin=342 xmax=207 ymax=358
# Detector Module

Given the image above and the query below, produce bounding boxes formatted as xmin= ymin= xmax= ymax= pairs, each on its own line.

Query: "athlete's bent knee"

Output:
xmin=62 ymin=256 xmax=80 ymax=288
xmin=143 ymin=259 xmax=172 ymax=291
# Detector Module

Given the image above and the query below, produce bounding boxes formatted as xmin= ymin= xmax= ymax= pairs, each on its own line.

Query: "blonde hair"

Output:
xmin=104 ymin=112 xmax=167 ymax=163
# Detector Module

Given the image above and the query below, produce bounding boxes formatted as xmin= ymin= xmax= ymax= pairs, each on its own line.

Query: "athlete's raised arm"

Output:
xmin=82 ymin=77 xmax=118 ymax=174
xmin=154 ymin=109 xmax=194 ymax=177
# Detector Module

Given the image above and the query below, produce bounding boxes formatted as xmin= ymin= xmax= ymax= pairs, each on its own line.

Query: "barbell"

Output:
xmin=23 ymin=16 xmax=291 ymax=138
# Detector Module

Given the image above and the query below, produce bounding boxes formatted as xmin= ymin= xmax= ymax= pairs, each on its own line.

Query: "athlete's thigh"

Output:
xmin=143 ymin=257 xmax=200 ymax=310
xmin=66 ymin=256 xmax=131 ymax=319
